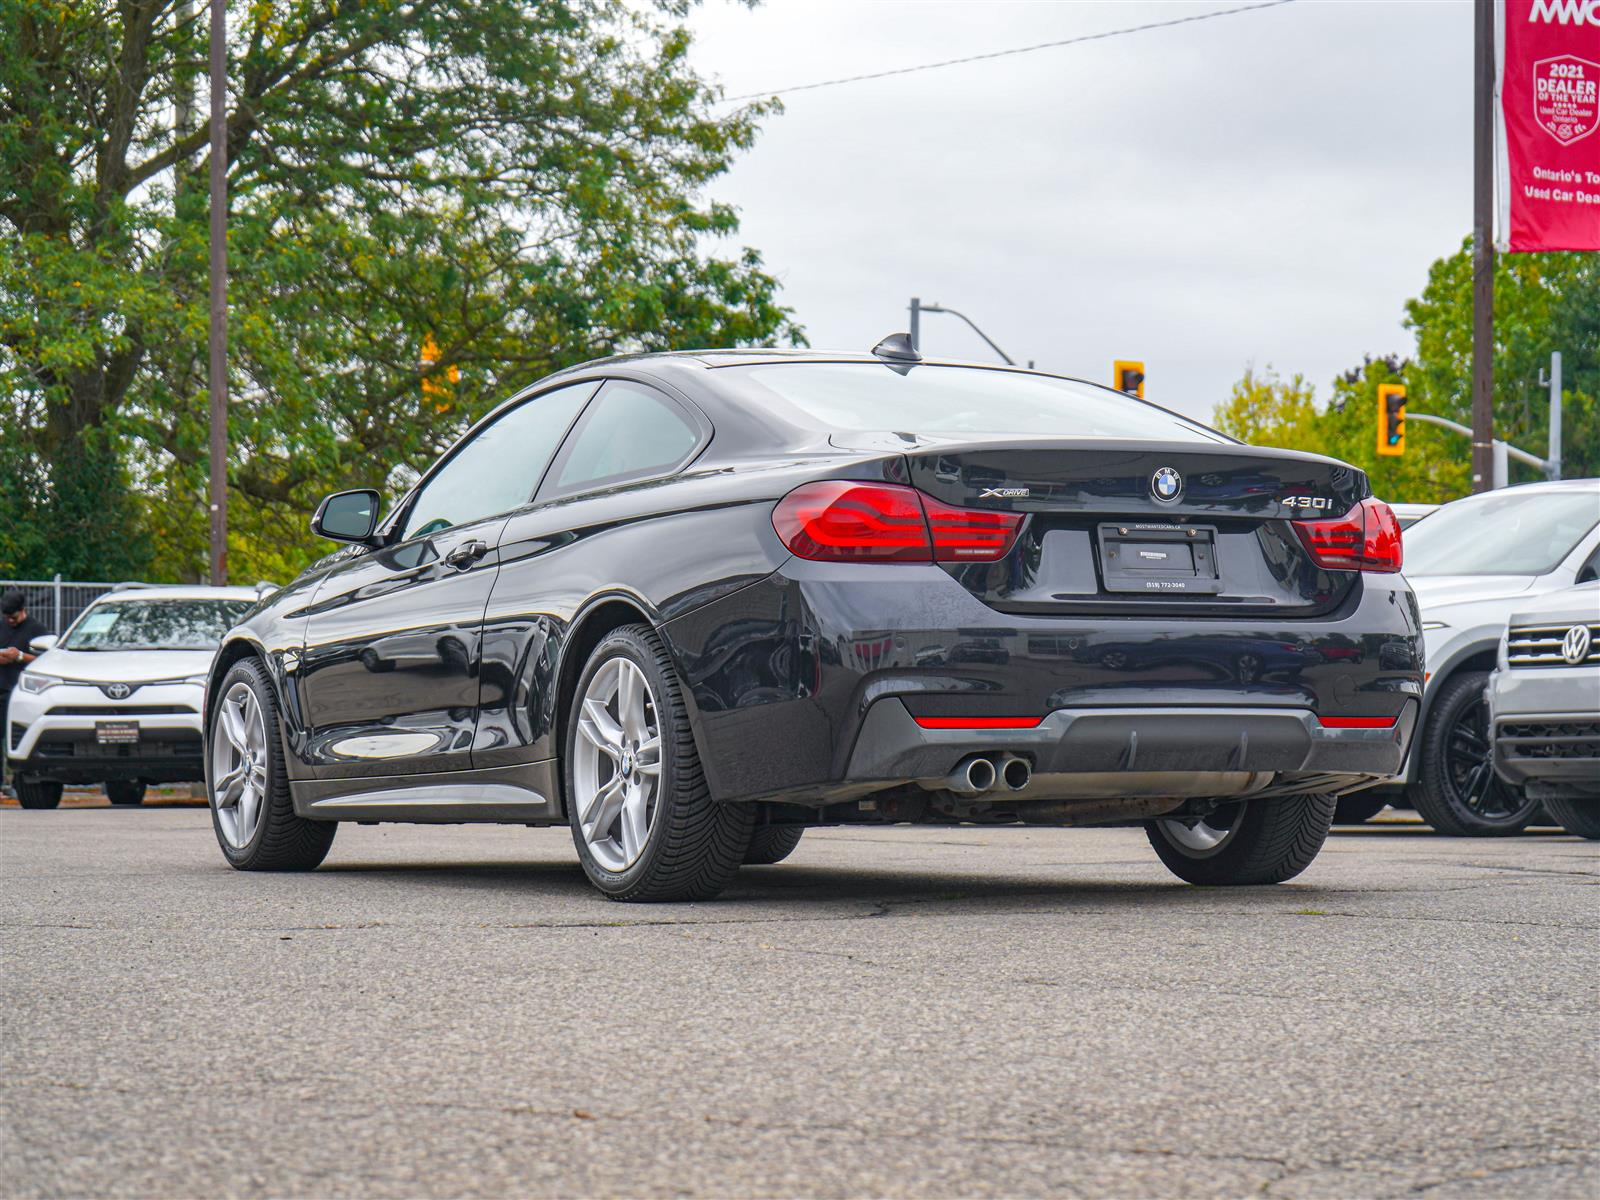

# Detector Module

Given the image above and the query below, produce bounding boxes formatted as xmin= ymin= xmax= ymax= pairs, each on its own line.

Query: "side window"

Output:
xmin=400 ymin=381 xmax=597 ymax=541
xmin=544 ymin=381 xmax=701 ymax=498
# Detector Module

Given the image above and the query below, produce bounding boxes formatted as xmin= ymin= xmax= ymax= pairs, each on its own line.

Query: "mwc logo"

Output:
xmin=1528 ymin=0 xmax=1600 ymax=24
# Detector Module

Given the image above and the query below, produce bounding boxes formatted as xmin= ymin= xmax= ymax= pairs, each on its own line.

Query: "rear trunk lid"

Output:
xmin=856 ymin=436 xmax=1369 ymax=617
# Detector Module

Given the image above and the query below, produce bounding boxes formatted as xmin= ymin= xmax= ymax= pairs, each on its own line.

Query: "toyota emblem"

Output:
xmin=104 ymin=682 xmax=132 ymax=700
xmin=1151 ymin=466 xmax=1183 ymax=502
xmin=1561 ymin=624 xmax=1591 ymax=666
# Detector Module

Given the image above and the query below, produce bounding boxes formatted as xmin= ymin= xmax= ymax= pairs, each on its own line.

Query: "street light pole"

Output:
xmin=207 ymin=0 xmax=228 ymax=584
xmin=908 ymin=299 xmax=1017 ymax=365
xmin=1470 ymin=0 xmax=1495 ymax=495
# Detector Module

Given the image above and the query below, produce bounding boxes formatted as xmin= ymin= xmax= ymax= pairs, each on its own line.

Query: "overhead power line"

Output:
xmin=721 ymin=1 xmax=1296 ymax=104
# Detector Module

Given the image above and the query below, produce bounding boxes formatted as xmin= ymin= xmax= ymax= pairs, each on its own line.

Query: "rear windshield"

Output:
xmin=715 ymin=362 xmax=1225 ymax=442
xmin=1404 ymin=490 xmax=1599 ymax=577
xmin=62 ymin=599 xmax=254 ymax=651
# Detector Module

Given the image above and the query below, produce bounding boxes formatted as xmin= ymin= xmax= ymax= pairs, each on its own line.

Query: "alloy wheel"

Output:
xmin=573 ymin=656 xmax=663 ymax=872
xmin=1157 ymin=801 xmax=1246 ymax=857
xmin=212 ymin=681 xmax=269 ymax=849
xmin=1444 ymin=693 xmax=1518 ymax=822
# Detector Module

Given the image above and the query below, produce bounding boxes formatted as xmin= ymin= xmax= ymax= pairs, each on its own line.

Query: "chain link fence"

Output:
xmin=0 ymin=577 xmax=119 ymax=637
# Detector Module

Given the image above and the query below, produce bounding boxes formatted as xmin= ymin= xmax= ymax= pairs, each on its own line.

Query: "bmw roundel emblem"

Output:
xmin=1151 ymin=466 xmax=1183 ymax=502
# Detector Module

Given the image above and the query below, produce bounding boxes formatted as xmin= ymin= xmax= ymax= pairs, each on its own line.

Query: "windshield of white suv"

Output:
xmin=1404 ymin=490 xmax=1600 ymax=577
xmin=61 ymin=599 xmax=254 ymax=651
xmin=716 ymin=362 xmax=1227 ymax=442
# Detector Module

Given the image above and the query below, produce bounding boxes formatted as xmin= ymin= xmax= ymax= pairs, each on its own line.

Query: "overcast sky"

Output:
xmin=684 ymin=0 xmax=1474 ymax=422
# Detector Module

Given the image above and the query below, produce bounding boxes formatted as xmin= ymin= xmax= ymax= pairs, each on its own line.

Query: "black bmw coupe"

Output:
xmin=203 ymin=338 xmax=1422 ymax=900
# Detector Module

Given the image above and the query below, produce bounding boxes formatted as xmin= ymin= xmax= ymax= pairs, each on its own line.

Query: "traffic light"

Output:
xmin=1114 ymin=360 xmax=1145 ymax=399
xmin=1377 ymin=383 xmax=1406 ymax=456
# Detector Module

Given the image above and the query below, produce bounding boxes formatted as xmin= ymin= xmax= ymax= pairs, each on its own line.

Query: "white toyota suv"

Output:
xmin=8 ymin=586 xmax=261 ymax=809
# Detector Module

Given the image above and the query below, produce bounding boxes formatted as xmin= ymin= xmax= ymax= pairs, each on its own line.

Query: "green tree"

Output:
xmin=1 ymin=1 xmax=800 ymax=582
xmin=1213 ymin=238 xmax=1596 ymax=501
xmin=1405 ymin=237 xmax=1598 ymax=485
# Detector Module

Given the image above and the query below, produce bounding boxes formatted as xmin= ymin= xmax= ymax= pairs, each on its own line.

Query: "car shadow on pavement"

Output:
xmin=310 ymin=856 xmax=1365 ymax=914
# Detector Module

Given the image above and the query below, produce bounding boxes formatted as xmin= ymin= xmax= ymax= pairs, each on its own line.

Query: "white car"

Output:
xmin=1388 ymin=502 xmax=1439 ymax=529
xmin=7 ymin=585 xmax=262 ymax=809
xmin=1361 ymin=480 xmax=1600 ymax=835
xmin=1489 ymin=583 xmax=1600 ymax=839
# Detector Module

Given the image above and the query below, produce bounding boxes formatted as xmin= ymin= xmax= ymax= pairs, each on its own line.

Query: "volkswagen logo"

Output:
xmin=1561 ymin=624 xmax=1591 ymax=666
xmin=102 ymin=682 xmax=133 ymax=700
xmin=1151 ymin=466 xmax=1183 ymax=502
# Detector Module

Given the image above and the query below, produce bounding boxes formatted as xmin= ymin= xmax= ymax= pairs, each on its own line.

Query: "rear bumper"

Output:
xmin=848 ymin=700 xmax=1416 ymax=786
xmin=664 ymin=562 xmax=1423 ymax=803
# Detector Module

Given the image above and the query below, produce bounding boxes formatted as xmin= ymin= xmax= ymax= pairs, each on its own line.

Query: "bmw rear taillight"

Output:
xmin=1291 ymin=497 xmax=1403 ymax=573
xmin=772 ymin=482 xmax=1023 ymax=564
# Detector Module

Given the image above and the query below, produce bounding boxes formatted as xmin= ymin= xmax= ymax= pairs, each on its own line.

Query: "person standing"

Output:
xmin=1 ymin=590 xmax=49 ymax=788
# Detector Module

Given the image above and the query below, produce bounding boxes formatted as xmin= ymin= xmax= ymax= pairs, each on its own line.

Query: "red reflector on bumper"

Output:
xmin=912 ymin=715 xmax=1043 ymax=730
xmin=1318 ymin=716 xmax=1398 ymax=729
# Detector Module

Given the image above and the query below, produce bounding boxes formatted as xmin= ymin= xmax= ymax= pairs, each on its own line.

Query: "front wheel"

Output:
xmin=1409 ymin=670 xmax=1538 ymax=836
xmin=1542 ymin=795 xmax=1600 ymax=840
xmin=106 ymin=780 xmax=146 ymax=806
xmin=565 ymin=625 xmax=753 ymax=902
xmin=1146 ymin=793 xmax=1335 ymax=885
xmin=15 ymin=778 xmax=63 ymax=810
xmin=206 ymin=658 xmax=336 ymax=871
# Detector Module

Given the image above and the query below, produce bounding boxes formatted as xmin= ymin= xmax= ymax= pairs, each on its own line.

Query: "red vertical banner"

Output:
xmin=1497 ymin=0 xmax=1600 ymax=252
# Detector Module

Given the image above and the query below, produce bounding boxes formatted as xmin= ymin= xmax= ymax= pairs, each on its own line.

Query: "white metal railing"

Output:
xmin=0 ymin=576 xmax=118 ymax=637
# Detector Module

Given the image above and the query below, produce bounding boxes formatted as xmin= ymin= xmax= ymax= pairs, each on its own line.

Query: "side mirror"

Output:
xmin=29 ymin=634 xmax=58 ymax=654
xmin=311 ymin=489 xmax=383 ymax=545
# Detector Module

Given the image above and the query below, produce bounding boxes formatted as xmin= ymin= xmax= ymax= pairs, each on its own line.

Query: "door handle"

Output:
xmin=444 ymin=539 xmax=489 ymax=570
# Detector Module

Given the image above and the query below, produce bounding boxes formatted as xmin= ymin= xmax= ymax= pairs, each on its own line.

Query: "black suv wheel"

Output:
xmin=1409 ymin=670 xmax=1537 ymax=836
xmin=106 ymin=781 xmax=146 ymax=806
xmin=15 ymin=778 xmax=63 ymax=810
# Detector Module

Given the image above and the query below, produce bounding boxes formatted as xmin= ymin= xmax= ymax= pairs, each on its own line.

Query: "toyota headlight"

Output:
xmin=18 ymin=673 xmax=63 ymax=694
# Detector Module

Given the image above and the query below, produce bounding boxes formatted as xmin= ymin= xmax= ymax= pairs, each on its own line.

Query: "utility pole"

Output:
xmin=207 ymin=0 xmax=228 ymax=584
xmin=907 ymin=299 xmax=1017 ymax=365
xmin=1544 ymin=351 xmax=1562 ymax=481
xmin=1470 ymin=0 xmax=1495 ymax=494
xmin=908 ymin=297 xmax=921 ymax=352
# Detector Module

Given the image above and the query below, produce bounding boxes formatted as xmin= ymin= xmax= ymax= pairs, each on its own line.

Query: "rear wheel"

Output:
xmin=743 ymin=826 xmax=804 ymax=865
xmin=1146 ymin=793 xmax=1335 ymax=885
xmin=1409 ymin=670 xmax=1538 ymax=836
xmin=106 ymin=780 xmax=146 ymax=806
xmin=207 ymin=658 xmax=336 ymax=871
xmin=1543 ymin=795 xmax=1600 ymax=840
xmin=15 ymin=778 xmax=63 ymax=810
xmin=1332 ymin=794 xmax=1388 ymax=825
xmin=566 ymin=625 xmax=753 ymax=902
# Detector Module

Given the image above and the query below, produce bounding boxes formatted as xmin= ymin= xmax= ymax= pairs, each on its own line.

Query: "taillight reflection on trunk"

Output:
xmin=1291 ymin=497 xmax=1403 ymax=572
xmin=772 ymin=482 xmax=1023 ymax=564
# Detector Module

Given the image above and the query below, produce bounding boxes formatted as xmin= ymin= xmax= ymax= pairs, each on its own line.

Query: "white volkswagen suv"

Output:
xmin=1372 ymin=480 xmax=1600 ymax=835
xmin=8 ymin=586 xmax=261 ymax=809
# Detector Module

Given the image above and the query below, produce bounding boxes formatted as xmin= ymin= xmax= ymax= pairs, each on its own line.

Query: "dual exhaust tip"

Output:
xmin=947 ymin=753 xmax=1031 ymax=795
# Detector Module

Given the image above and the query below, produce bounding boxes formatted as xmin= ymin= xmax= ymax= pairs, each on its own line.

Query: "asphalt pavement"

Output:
xmin=2 ymin=803 xmax=1596 ymax=1199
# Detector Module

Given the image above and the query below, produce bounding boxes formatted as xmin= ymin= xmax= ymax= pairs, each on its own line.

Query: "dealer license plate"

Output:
xmin=95 ymin=721 xmax=140 ymax=746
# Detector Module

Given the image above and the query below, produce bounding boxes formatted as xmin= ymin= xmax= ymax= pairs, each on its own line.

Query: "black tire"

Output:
xmin=206 ymin=658 xmax=336 ymax=871
xmin=1408 ymin=670 xmax=1538 ymax=836
xmin=15 ymin=778 xmax=63 ymax=810
xmin=1146 ymin=793 xmax=1335 ymax=886
xmin=106 ymin=780 xmax=146 ymax=806
xmin=743 ymin=825 xmax=804 ymax=865
xmin=565 ymin=625 xmax=754 ymax=902
xmin=1543 ymin=795 xmax=1600 ymax=840
xmin=1332 ymin=794 xmax=1388 ymax=825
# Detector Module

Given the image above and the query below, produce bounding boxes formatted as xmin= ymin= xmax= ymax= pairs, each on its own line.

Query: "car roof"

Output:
xmin=543 ymin=346 xmax=1099 ymax=383
xmin=1446 ymin=478 xmax=1599 ymax=497
xmin=94 ymin=586 xmax=263 ymax=602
